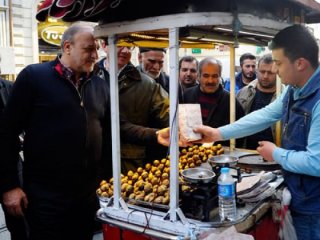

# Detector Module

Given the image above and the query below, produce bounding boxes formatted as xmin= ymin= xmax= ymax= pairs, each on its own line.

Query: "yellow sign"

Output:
xmin=40 ymin=25 xmax=67 ymax=46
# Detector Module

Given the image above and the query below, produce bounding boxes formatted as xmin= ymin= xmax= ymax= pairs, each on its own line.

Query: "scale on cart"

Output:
xmin=179 ymin=168 xmax=219 ymax=221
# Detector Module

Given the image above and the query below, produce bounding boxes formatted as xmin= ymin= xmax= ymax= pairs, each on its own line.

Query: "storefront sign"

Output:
xmin=40 ymin=25 xmax=67 ymax=46
xmin=192 ymin=48 xmax=202 ymax=54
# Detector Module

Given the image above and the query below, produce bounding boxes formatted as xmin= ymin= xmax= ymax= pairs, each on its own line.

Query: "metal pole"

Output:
xmin=229 ymin=45 xmax=236 ymax=151
xmin=275 ymin=74 xmax=282 ymax=146
xmin=8 ymin=0 xmax=13 ymax=47
xmin=168 ymin=27 xmax=180 ymax=222
xmin=8 ymin=0 xmax=14 ymax=80
xmin=108 ymin=35 xmax=121 ymax=209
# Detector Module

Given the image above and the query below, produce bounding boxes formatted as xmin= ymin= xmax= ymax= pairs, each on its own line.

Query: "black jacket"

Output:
xmin=182 ymin=84 xmax=245 ymax=147
xmin=0 ymin=78 xmax=13 ymax=116
xmin=0 ymin=59 xmax=112 ymax=196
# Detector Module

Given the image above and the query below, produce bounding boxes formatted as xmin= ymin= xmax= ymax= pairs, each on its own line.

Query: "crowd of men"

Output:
xmin=2 ymin=23 xmax=316 ymax=240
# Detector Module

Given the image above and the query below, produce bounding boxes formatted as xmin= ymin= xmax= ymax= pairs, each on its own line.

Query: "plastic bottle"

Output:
xmin=218 ymin=167 xmax=236 ymax=221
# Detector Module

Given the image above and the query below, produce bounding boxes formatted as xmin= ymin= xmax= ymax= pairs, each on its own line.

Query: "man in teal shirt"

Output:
xmin=194 ymin=24 xmax=320 ymax=240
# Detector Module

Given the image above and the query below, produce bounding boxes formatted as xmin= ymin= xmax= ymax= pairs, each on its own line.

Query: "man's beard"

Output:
xmin=244 ymin=73 xmax=256 ymax=82
xmin=141 ymin=64 xmax=160 ymax=80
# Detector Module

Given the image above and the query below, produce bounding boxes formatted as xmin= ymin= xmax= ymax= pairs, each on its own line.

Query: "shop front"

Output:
xmin=38 ymin=19 xmax=69 ymax=63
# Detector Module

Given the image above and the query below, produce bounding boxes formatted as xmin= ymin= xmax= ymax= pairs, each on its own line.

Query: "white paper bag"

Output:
xmin=179 ymin=104 xmax=202 ymax=141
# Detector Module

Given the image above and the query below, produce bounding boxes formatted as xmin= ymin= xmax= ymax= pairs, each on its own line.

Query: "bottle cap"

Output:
xmin=221 ymin=167 xmax=229 ymax=174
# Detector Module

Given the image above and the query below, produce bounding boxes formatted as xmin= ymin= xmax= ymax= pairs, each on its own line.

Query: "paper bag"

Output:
xmin=179 ymin=104 xmax=202 ymax=141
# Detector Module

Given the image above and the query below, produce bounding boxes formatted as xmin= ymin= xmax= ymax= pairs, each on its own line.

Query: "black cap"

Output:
xmin=139 ymin=47 xmax=167 ymax=54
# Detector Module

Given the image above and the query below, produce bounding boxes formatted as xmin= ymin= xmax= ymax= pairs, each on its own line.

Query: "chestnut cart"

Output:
xmin=35 ymin=1 xmax=320 ymax=239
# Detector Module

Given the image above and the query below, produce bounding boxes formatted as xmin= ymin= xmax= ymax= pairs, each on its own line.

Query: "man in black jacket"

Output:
xmin=182 ymin=57 xmax=245 ymax=147
xmin=0 ymin=23 xmax=112 ymax=240
xmin=0 ymin=74 xmax=27 ymax=240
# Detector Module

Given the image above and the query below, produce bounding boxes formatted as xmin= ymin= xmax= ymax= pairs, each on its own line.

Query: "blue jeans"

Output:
xmin=292 ymin=212 xmax=320 ymax=240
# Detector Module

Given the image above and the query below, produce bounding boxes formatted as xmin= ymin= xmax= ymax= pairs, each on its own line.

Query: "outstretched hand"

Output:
xmin=192 ymin=125 xmax=222 ymax=144
xmin=156 ymin=127 xmax=193 ymax=147
xmin=157 ymin=127 xmax=170 ymax=146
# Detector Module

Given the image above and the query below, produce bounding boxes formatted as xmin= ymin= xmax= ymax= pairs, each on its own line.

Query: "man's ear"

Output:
xmin=101 ymin=41 xmax=107 ymax=49
xmin=138 ymin=53 xmax=142 ymax=62
xmin=63 ymin=40 xmax=71 ymax=55
xmin=296 ymin=58 xmax=309 ymax=71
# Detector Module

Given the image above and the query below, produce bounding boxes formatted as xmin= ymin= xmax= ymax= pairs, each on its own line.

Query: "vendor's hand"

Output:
xmin=2 ymin=187 xmax=28 ymax=217
xmin=192 ymin=125 xmax=222 ymax=143
xmin=257 ymin=141 xmax=276 ymax=162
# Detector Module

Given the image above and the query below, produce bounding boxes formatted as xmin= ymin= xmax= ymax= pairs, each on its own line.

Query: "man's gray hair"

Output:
xmin=60 ymin=23 xmax=94 ymax=51
xmin=198 ymin=57 xmax=222 ymax=76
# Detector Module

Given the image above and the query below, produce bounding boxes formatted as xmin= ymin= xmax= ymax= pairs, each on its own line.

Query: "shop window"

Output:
xmin=0 ymin=0 xmax=9 ymax=47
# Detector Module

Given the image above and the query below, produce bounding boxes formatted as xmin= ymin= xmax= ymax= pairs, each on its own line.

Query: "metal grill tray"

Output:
xmin=238 ymin=154 xmax=281 ymax=171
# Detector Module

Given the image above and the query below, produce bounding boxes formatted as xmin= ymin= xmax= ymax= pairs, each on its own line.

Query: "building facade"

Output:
xmin=0 ymin=0 xmax=39 ymax=78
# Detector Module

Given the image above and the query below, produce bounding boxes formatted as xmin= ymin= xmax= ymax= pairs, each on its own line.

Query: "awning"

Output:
xmin=36 ymin=0 xmax=110 ymax=22
xmin=36 ymin=0 xmax=320 ymax=47
xmin=36 ymin=0 xmax=320 ymax=24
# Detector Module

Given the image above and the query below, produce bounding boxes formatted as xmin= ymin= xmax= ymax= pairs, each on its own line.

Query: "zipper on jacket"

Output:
xmin=79 ymin=79 xmax=90 ymax=168
xmin=282 ymin=123 xmax=288 ymax=136
xmin=304 ymin=112 xmax=310 ymax=125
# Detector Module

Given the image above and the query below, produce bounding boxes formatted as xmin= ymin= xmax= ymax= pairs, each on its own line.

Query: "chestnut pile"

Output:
xmin=97 ymin=144 xmax=223 ymax=205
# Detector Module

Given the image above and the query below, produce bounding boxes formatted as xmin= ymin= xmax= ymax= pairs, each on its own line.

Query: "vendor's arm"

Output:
xmin=219 ymin=91 xmax=284 ymax=140
xmin=271 ymin=100 xmax=320 ymax=177
xmin=193 ymin=87 xmax=287 ymax=143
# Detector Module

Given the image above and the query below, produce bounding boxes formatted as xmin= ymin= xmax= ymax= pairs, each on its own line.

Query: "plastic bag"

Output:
xmin=278 ymin=187 xmax=297 ymax=240
xmin=199 ymin=226 xmax=254 ymax=240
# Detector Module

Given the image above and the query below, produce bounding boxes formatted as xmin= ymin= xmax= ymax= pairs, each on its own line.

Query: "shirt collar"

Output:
xmin=55 ymin=56 xmax=90 ymax=86
xmin=293 ymin=66 xmax=320 ymax=100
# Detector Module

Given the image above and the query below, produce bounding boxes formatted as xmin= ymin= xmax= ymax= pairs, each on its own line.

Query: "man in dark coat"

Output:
xmin=0 ymin=75 xmax=28 ymax=240
xmin=0 ymin=23 xmax=112 ymax=240
xmin=96 ymin=43 xmax=169 ymax=173
xmin=182 ymin=57 xmax=245 ymax=147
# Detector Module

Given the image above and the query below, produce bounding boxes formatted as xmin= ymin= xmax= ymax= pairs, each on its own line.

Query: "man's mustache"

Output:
xmin=205 ymin=83 xmax=218 ymax=87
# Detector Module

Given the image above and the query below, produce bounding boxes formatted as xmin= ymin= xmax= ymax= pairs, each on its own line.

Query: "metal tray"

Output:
xmin=208 ymin=155 xmax=238 ymax=167
xmin=126 ymin=197 xmax=170 ymax=210
xmin=181 ymin=168 xmax=216 ymax=184
xmin=238 ymin=154 xmax=281 ymax=171
xmin=98 ymin=194 xmax=169 ymax=210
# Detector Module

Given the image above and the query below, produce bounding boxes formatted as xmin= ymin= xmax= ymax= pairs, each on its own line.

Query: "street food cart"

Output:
xmin=36 ymin=0 xmax=320 ymax=239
